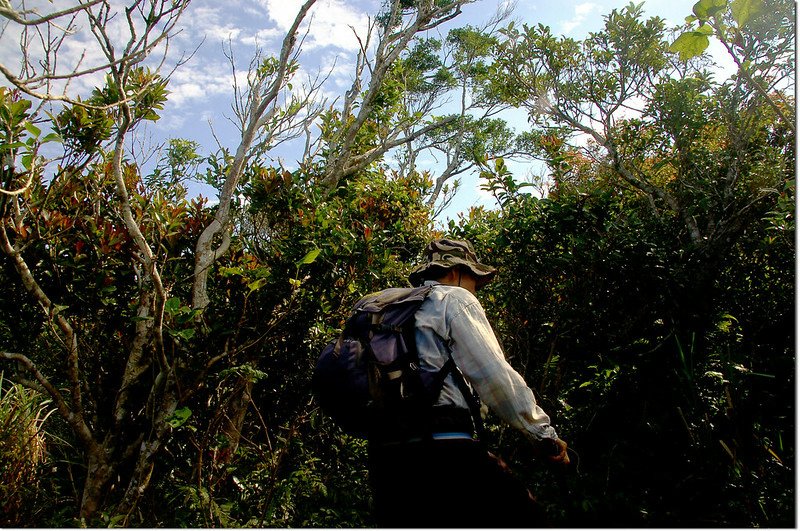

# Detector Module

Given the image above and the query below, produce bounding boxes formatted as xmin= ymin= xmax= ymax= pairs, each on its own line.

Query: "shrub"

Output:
xmin=0 ymin=373 xmax=54 ymax=525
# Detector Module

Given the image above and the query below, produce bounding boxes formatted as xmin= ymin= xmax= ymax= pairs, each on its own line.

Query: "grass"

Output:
xmin=0 ymin=372 xmax=54 ymax=526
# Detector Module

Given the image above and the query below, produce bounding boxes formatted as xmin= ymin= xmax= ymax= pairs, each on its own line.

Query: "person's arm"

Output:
xmin=445 ymin=290 xmax=569 ymax=463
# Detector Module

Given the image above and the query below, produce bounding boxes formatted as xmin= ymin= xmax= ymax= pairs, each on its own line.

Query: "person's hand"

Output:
xmin=548 ymin=438 xmax=570 ymax=465
xmin=535 ymin=437 xmax=571 ymax=466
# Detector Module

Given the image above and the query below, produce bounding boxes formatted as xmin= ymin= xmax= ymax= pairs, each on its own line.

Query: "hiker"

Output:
xmin=368 ymin=239 xmax=569 ymax=528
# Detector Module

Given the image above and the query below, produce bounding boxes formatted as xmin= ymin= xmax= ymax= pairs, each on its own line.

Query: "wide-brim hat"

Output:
xmin=408 ymin=239 xmax=497 ymax=289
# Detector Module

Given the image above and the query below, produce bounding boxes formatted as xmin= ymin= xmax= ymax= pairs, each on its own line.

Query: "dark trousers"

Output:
xmin=368 ymin=438 xmax=544 ymax=528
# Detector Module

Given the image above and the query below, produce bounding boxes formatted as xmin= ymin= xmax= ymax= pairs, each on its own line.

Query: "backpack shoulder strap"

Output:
xmin=429 ymin=353 xmax=487 ymax=443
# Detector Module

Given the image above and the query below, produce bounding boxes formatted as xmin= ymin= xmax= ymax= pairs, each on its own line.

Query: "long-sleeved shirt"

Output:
xmin=414 ymin=281 xmax=558 ymax=442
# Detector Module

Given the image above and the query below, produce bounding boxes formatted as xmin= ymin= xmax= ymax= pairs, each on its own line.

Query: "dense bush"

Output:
xmin=449 ymin=157 xmax=794 ymax=528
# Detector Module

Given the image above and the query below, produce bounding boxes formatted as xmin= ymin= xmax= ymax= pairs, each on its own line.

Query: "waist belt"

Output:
xmin=368 ymin=405 xmax=477 ymax=444
xmin=431 ymin=431 xmax=474 ymax=440
xmin=373 ymin=431 xmax=475 ymax=447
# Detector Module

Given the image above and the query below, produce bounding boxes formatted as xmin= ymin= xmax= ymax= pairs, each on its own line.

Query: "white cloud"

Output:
xmin=170 ymin=4 xmax=247 ymax=60
xmin=575 ymin=2 xmax=596 ymax=16
xmin=314 ymin=51 xmax=359 ymax=101
xmin=238 ymin=27 xmax=285 ymax=47
xmin=258 ymin=0 xmax=371 ymax=52
xmin=705 ymin=38 xmax=738 ymax=82
xmin=561 ymin=2 xmax=599 ymax=35
xmin=166 ymin=60 xmax=234 ymax=106
xmin=258 ymin=0 xmax=305 ymax=30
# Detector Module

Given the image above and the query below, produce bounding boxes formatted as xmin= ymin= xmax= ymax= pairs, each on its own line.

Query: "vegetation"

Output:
xmin=0 ymin=373 xmax=53 ymax=525
xmin=0 ymin=0 xmax=793 ymax=526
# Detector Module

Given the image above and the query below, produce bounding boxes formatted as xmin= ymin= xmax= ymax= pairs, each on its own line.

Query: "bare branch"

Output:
xmin=0 ymin=0 xmax=104 ymax=26
xmin=0 ymin=221 xmax=87 ymax=411
xmin=192 ymin=0 xmax=319 ymax=311
xmin=321 ymin=0 xmax=472 ymax=189
xmin=0 ymin=351 xmax=96 ymax=449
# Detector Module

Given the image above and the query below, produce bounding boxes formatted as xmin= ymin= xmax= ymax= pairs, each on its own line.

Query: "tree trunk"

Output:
xmin=79 ymin=449 xmax=113 ymax=520
xmin=217 ymin=376 xmax=254 ymax=463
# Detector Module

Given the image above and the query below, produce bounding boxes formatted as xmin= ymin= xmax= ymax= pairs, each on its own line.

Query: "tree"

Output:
xmin=492 ymin=1 xmax=793 ymax=330
xmin=451 ymin=118 xmax=793 ymax=525
xmin=670 ymin=0 xmax=795 ymax=131
xmin=1 ymin=0 xmax=191 ymax=519
xmin=315 ymin=0 xmax=473 ymax=190
xmin=0 ymin=0 xmax=467 ymax=523
xmin=192 ymin=0 xmax=322 ymax=312
xmin=184 ymin=0 xmax=478 ymax=509
xmin=446 ymin=3 xmax=794 ymax=525
xmin=411 ymin=20 xmax=520 ymax=213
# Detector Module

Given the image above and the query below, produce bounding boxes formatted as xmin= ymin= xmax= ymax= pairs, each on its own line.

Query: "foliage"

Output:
xmin=0 ymin=373 xmax=54 ymax=526
xmin=440 ymin=2 xmax=795 ymax=526
xmin=670 ymin=0 xmax=795 ymax=132
xmin=0 ymin=0 xmax=442 ymax=524
xmin=452 ymin=158 xmax=793 ymax=525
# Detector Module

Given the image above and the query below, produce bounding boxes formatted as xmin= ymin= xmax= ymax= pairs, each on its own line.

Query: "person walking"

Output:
xmin=367 ymin=238 xmax=569 ymax=528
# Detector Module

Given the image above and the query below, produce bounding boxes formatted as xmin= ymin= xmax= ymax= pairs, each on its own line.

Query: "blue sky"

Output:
xmin=2 ymin=0 xmax=735 ymax=223
xmin=151 ymin=0 xmax=733 ymax=223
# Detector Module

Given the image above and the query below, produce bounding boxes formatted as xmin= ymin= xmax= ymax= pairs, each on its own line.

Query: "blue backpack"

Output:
xmin=312 ymin=285 xmax=482 ymax=439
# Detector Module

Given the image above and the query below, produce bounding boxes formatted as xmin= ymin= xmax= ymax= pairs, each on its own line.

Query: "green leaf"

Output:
xmin=40 ymin=132 xmax=63 ymax=144
xmin=107 ymin=514 xmax=126 ymax=527
xmin=669 ymin=31 xmax=710 ymax=60
xmin=10 ymin=98 xmax=32 ymax=118
xmin=219 ymin=364 xmax=268 ymax=382
xmin=219 ymin=266 xmax=245 ymax=277
xmin=167 ymin=327 xmax=196 ymax=341
xmin=167 ymin=407 xmax=192 ymax=428
xmin=296 ymin=248 xmax=321 ymax=266
xmin=0 ymin=142 xmax=27 ymax=151
xmin=731 ymin=0 xmax=763 ymax=26
xmin=248 ymin=277 xmax=268 ymax=292
xmin=175 ymin=328 xmax=196 ymax=340
xmin=23 ymin=121 xmax=41 ymax=138
xmin=164 ymin=297 xmax=182 ymax=314
xmin=693 ymin=0 xmax=727 ymax=18
xmin=696 ymin=23 xmax=714 ymax=35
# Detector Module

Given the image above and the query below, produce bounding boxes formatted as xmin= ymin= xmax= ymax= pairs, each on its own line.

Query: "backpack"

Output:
xmin=312 ymin=285 xmax=482 ymax=439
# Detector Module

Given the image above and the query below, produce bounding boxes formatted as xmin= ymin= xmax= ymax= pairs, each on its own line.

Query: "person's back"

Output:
xmin=367 ymin=239 xmax=569 ymax=528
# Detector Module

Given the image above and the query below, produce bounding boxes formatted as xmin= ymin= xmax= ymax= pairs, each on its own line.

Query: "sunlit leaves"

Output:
xmin=669 ymin=27 xmax=712 ymax=60
xmin=730 ymin=0 xmax=764 ymax=25
xmin=692 ymin=0 xmax=727 ymax=18
xmin=670 ymin=0 xmax=769 ymax=60
xmin=478 ymin=156 xmax=532 ymax=208
xmin=495 ymin=2 xmax=667 ymax=123
xmin=166 ymin=406 xmax=192 ymax=428
xmin=53 ymin=102 xmax=114 ymax=157
xmin=296 ymin=248 xmax=321 ymax=266
xmin=87 ymin=67 xmax=169 ymax=123
xmin=0 ymin=88 xmax=33 ymax=137
xmin=0 ymin=88 xmax=62 ymax=176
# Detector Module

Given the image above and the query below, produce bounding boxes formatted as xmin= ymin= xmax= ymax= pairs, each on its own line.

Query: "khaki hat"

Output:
xmin=408 ymin=239 xmax=497 ymax=288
